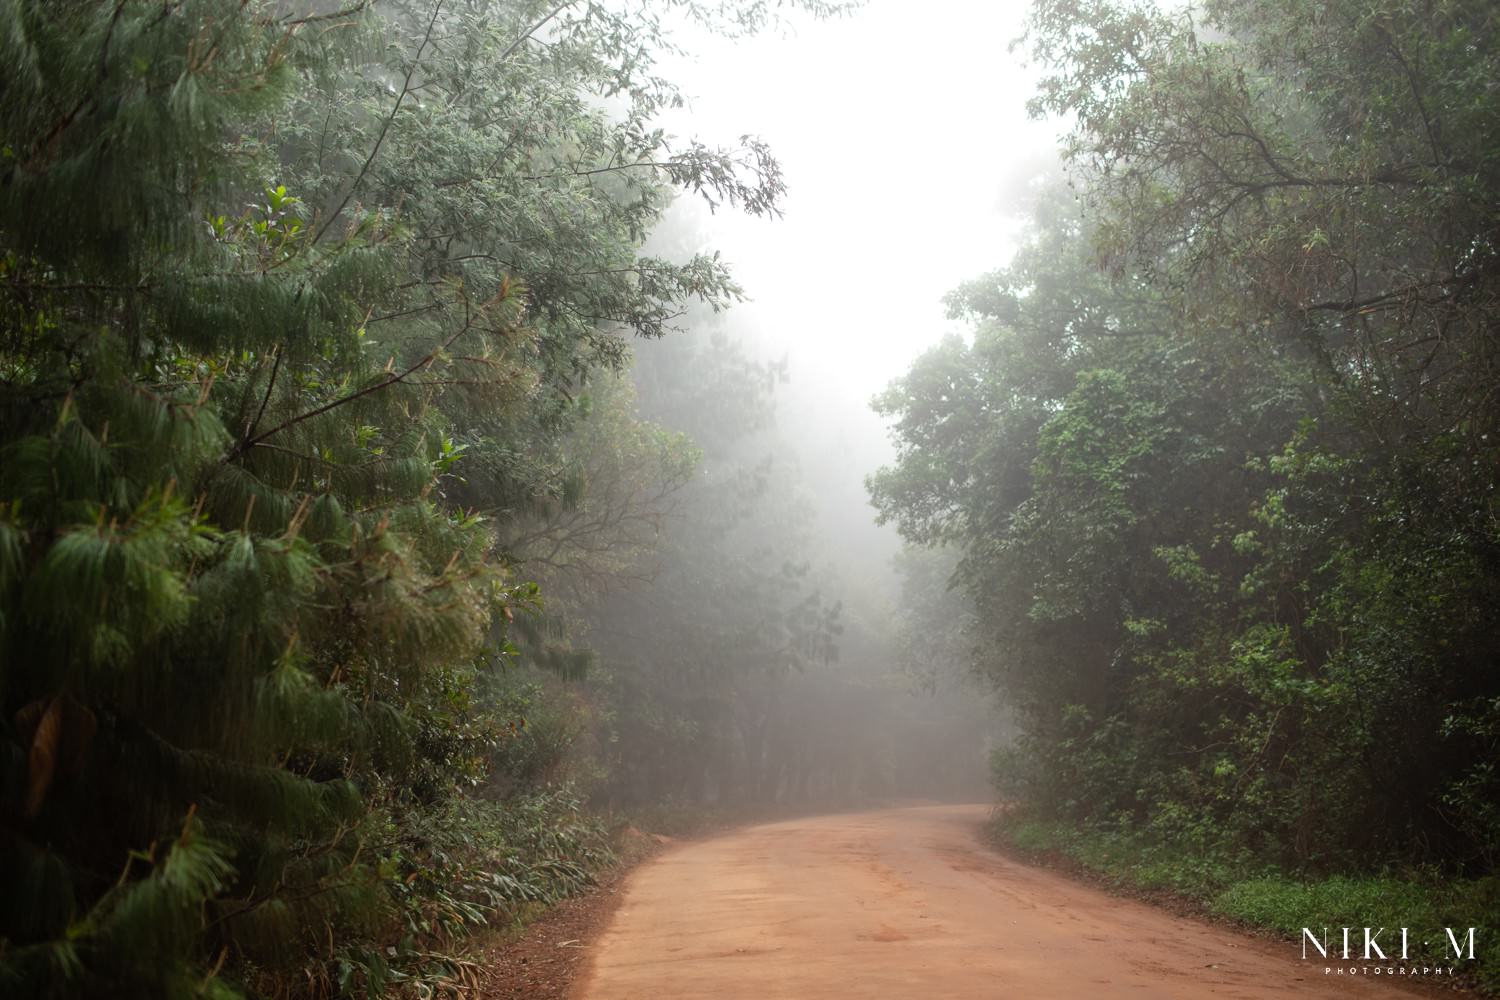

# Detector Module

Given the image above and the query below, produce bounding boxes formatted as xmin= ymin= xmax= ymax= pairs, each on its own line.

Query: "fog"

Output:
xmin=652 ymin=0 xmax=1061 ymax=597
xmin=655 ymin=0 xmax=1059 ymax=398
xmin=533 ymin=0 xmax=1064 ymax=810
xmin=13 ymin=1 xmax=1499 ymax=990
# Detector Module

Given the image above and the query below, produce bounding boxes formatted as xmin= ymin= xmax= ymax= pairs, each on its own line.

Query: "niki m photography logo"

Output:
xmin=1301 ymin=926 xmax=1479 ymax=979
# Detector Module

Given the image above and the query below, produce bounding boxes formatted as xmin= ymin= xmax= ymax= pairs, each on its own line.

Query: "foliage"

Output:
xmin=993 ymin=815 xmax=1500 ymax=989
xmin=582 ymin=325 xmax=849 ymax=807
xmin=872 ymin=0 xmax=1500 ymax=962
xmin=272 ymin=788 xmax=612 ymax=1000
xmin=0 ymin=0 xmax=836 ymax=995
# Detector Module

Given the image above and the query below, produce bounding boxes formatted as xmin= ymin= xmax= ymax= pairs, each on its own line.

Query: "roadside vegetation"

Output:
xmin=7 ymin=0 xmax=1499 ymax=996
xmin=994 ymin=816 xmax=1499 ymax=988
xmin=871 ymin=0 xmax=1500 ymax=989
xmin=0 ymin=2 xmax=999 ymax=997
xmin=0 ymin=0 xmax=845 ymax=996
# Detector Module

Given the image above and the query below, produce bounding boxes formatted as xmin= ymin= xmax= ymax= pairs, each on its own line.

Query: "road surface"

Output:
xmin=576 ymin=804 xmax=1431 ymax=999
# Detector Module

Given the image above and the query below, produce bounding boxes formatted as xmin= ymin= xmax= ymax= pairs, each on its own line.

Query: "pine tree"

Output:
xmin=0 ymin=0 xmax=836 ymax=994
xmin=0 ymin=3 xmax=514 ymax=995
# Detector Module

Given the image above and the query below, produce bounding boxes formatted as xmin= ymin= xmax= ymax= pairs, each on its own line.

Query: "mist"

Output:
xmin=7 ymin=0 xmax=1498 ymax=993
xmin=470 ymin=0 xmax=1065 ymax=815
xmin=534 ymin=0 xmax=1059 ymax=811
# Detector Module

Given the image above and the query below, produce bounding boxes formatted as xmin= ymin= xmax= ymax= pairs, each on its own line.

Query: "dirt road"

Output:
xmin=575 ymin=804 xmax=1433 ymax=999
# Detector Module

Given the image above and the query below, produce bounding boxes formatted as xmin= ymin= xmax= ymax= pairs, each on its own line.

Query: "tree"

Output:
xmin=495 ymin=373 xmax=700 ymax=606
xmin=872 ymin=0 xmax=1500 ymax=878
xmin=581 ymin=324 xmax=844 ymax=806
xmin=0 ymin=0 xmax=840 ymax=994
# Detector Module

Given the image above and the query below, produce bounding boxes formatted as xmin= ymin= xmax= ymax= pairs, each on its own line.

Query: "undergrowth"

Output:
xmin=250 ymin=786 xmax=614 ymax=999
xmin=991 ymin=814 xmax=1500 ymax=994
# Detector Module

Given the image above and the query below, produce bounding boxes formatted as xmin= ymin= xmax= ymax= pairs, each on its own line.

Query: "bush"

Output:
xmin=991 ymin=813 xmax=1500 ymax=993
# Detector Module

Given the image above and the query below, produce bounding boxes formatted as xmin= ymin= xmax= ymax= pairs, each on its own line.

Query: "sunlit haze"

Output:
xmin=658 ymin=0 xmax=1060 ymax=412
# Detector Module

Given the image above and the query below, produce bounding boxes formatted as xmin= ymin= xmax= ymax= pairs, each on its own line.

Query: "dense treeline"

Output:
xmin=0 ymin=0 xmax=846 ymax=996
xmin=575 ymin=320 xmax=995 ymax=811
xmin=872 ymin=0 xmax=1500 ymax=887
xmin=18 ymin=0 xmax=1494 ymax=994
xmin=0 ymin=1 xmax=1001 ymax=996
xmin=480 ymin=292 xmax=997 ymax=815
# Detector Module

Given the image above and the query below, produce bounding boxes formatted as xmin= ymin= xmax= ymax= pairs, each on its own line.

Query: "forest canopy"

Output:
xmin=0 ymin=0 xmax=897 ymax=996
xmin=872 ymin=0 xmax=1500 ymax=875
xmin=6 ymin=0 xmax=1500 ymax=995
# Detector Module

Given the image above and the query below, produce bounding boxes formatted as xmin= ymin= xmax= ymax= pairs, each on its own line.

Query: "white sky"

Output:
xmin=657 ymin=0 xmax=1062 ymax=413
xmin=637 ymin=0 xmax=1065 ymax=590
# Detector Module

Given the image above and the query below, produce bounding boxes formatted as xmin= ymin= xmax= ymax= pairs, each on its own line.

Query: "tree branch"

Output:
xmin=311 ymin=0 xmax=443 ymax=246
xmin=225 ymin=306 xmax=477 ymax=461
xmin=498 ymin=0 xmax=582 ymax=64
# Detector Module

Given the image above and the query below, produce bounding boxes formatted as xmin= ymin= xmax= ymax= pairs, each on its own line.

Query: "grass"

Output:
xmin=990 ymin=816 xmax=1500 ymax=993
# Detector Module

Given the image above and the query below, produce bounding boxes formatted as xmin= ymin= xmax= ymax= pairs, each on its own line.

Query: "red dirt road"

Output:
xmin=575 ymin=804 xmax=1436 ymax=999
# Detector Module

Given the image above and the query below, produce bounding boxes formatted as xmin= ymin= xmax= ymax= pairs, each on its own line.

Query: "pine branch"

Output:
xmin=97 ymin=0 xmax=129 ymax=81
xmin=226 ymin=307 xmax=479 ymax=460
xmin=240 ymin=344 xmax=282 ymax=446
